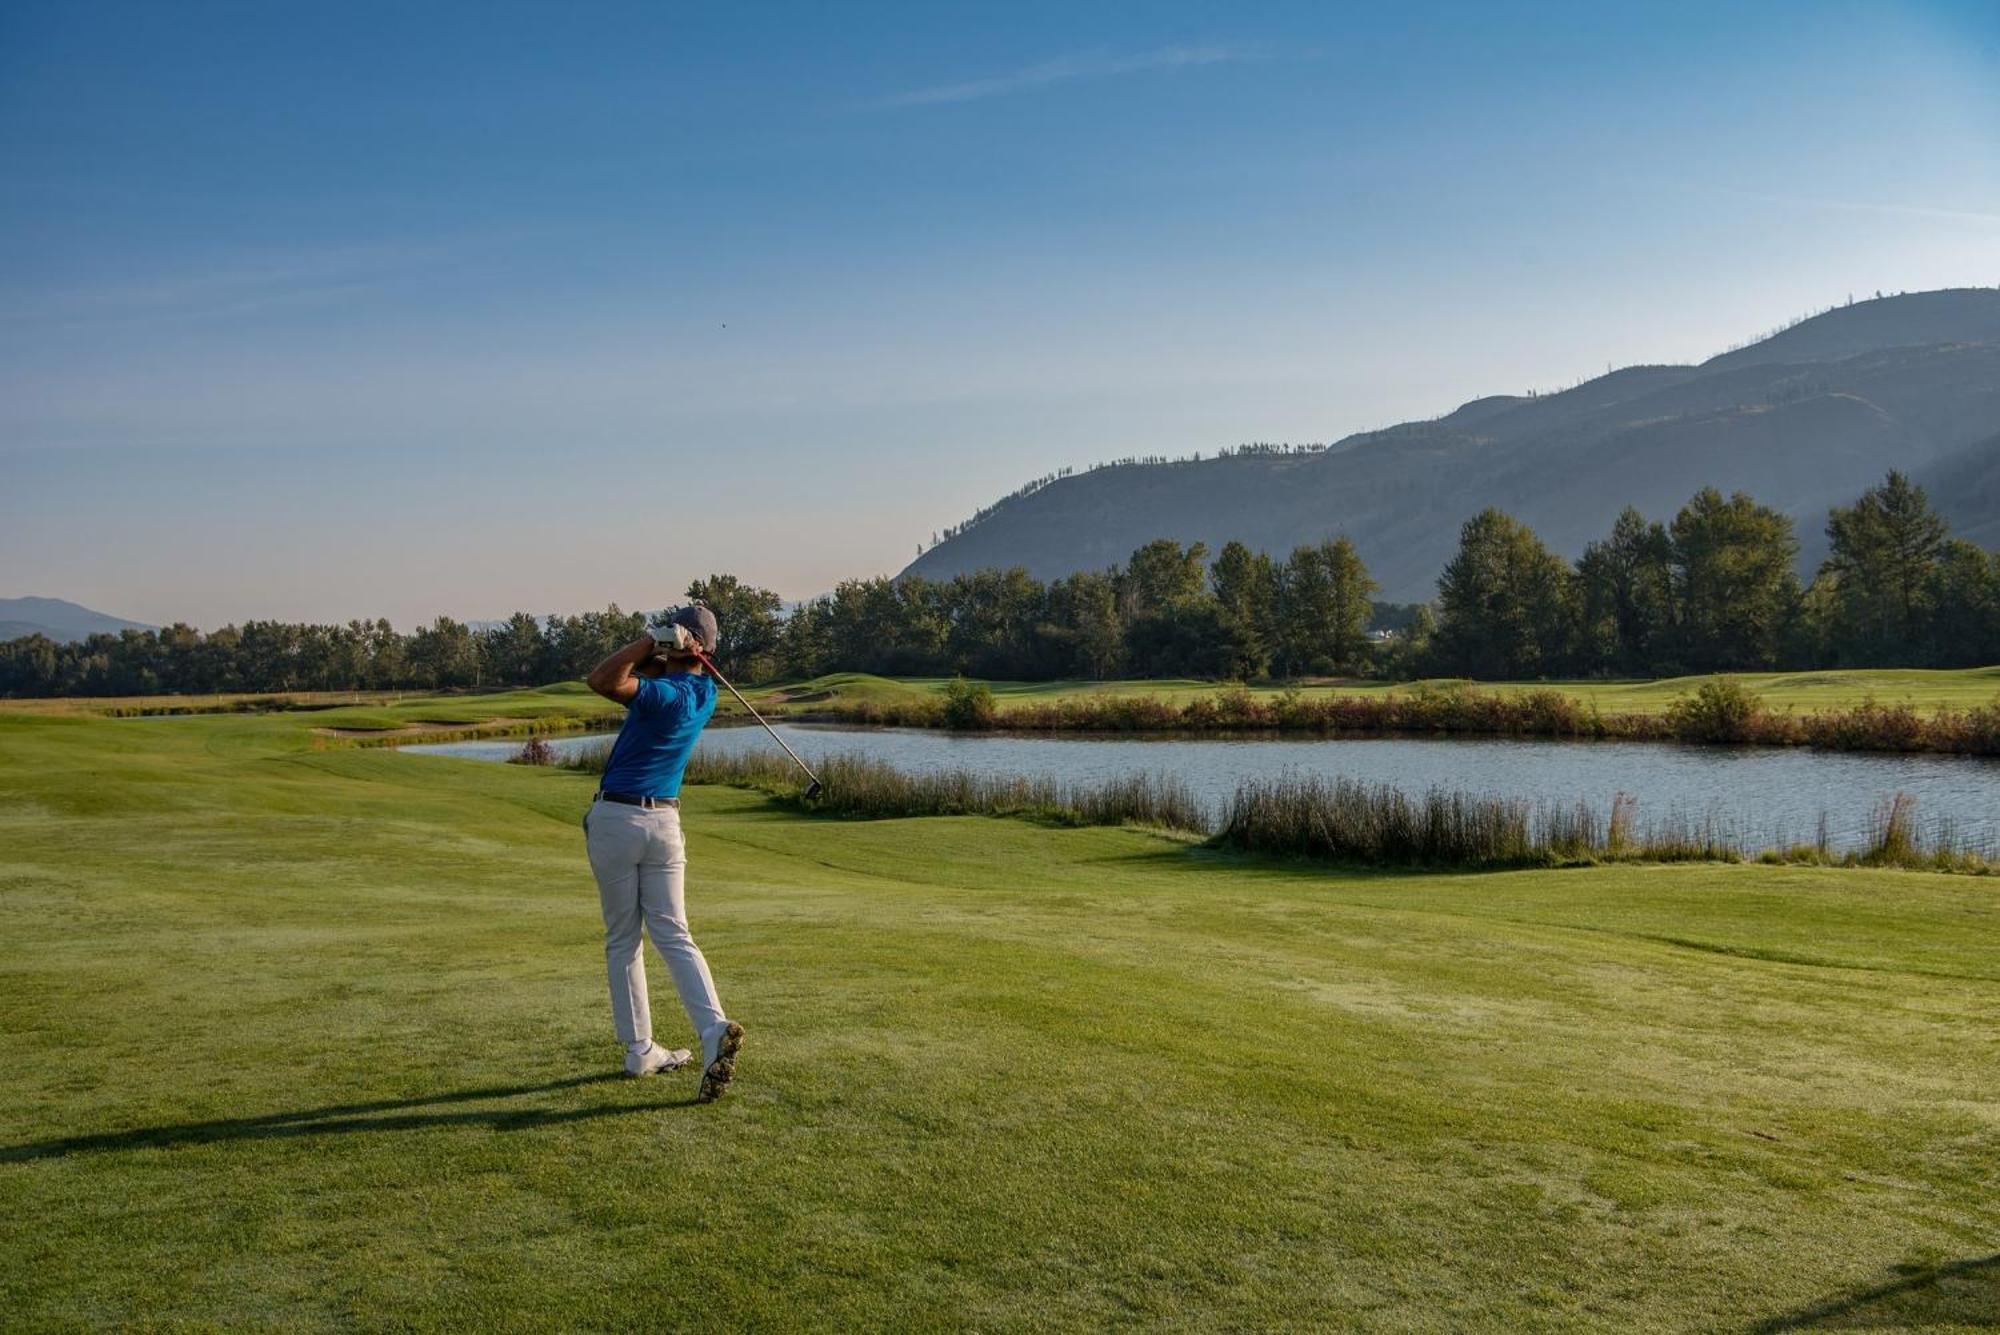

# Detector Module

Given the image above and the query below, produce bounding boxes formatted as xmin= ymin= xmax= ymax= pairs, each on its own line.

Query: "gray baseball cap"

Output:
xmin=667 ymin=602 xmax=719 ymax=653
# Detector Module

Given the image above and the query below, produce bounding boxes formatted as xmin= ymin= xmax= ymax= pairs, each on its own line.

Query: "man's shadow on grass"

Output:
xmin=1750 ymin=1253 xmax=1998 ymax=1331
xmin=1 ymin=1073 xmax=699 ymax=1164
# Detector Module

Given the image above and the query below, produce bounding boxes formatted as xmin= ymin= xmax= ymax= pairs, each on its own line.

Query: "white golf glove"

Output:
xmin=648 ymin=621 xmax=696 ymax=654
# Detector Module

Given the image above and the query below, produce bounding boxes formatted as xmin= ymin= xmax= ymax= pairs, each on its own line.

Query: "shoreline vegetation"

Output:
xmin=26 ymin=669 xmax=2000 ymax=756
xmin=802 ymin=676 xmax=2000 ymax=755
xmin=538 ymin=740 xmax=1995 ymax=875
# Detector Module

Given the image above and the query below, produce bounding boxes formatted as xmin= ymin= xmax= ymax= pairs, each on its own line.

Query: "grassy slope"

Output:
xmin=303 ymin=682 xmax=629 ymax=731
xmin=0 ymin=689 xmax=415 ymax=716
xmin=764 ymin=666 xmax=2000 ymax=717
xmin=1 ymin=710 xmax=1996 ymax=1330
xmin=13 ymin=683 xmax=749 ymax=733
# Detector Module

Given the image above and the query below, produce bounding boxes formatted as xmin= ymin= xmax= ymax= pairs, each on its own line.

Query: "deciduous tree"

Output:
xmin=1430 ymin=509 xmax=1575 ymax=679
xmin=1671 ymin=488 xmax=1798 ymax=671
xmin=1275 ymin=538 xmax=1376 ymax=675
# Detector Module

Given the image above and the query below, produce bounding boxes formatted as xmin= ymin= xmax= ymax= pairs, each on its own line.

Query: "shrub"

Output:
xmin=942 ymin=676 xmax=998 ymax=730
xmin=1177 ymin=695 xmax=1221 ymax=729
xmin=511 ymin=737 xmax=557 ymax=766
xmin=1667 ymin=678 xmax=1763 ymax=743
xmin=1801 ymin=697 xmax=1928 ymax=752
xmin=1938 ymin=700 xmax=2000 ymax=755
xmin=1214 ymin=684 xmax=1265 ymax=727
xmin=1001 ymin=695 xmax=1181 ymax=732
xmin=1515 ymin=688 xmax=1594 ymax=737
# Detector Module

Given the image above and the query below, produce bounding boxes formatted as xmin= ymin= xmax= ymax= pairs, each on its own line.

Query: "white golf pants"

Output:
xmin=583 ymin=799 xmax=727 ymax=1049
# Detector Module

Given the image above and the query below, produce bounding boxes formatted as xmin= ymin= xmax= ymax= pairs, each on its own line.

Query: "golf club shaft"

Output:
xmin=693 ymin=651 xmax=822 ymax=790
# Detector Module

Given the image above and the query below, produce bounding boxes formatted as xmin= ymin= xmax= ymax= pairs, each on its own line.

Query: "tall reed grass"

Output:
xmin=560 ymin=742 xmax=1207 ymax=834
xmin=1213 ymin=773 xmax=1991 ymax=871
xmin=1214 ymin=775 xmax=1646 ymax=867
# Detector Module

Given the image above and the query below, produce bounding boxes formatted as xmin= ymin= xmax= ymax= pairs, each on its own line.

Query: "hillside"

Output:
xmin=902 ymin=289 xmax=2000 ymax=600
xmin=0 ymin=597 xmax=153 ymax=642
xmin=1926 ymin=430 xmax=2000 ymax=549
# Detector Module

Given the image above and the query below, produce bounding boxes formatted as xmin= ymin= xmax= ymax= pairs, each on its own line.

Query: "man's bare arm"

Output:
xmin=586 ymin=636 xmax=658 ymax=704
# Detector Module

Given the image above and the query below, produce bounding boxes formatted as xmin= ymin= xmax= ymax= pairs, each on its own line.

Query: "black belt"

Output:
xmin=596 ymin=791 xmax=680 ymax=809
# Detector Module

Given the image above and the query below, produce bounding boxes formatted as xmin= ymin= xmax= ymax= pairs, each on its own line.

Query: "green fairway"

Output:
xmin=29 ymin=663 xmax=2000 ymax=735
xmin=762 ymin=664 xmax=2000 ymax=718
xmin=2 ymin=709 xmax=1996 ymax=1330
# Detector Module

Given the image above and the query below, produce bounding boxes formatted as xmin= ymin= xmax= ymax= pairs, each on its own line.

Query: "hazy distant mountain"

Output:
xmin=902 ymin=289 xmax=2000 ymax=600
xmin=1925 ymin=430 xmax=2000 ymax=551
xmin=0 ymin=597 xmax=155 ymax=643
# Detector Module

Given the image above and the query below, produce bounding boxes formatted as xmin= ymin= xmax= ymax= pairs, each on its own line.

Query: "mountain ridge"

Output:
xmin=902 ymin=288 xmax=2000 ymax=600
xmin=0 ymin=597 xmax=156 ymax=643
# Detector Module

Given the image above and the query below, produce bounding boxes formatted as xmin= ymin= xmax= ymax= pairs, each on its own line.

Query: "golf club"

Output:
xmin=690 ymin=647 xmax=824 ymax=799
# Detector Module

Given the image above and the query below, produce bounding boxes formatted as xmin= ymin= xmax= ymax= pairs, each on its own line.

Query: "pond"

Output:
xmin=404 ymin=724 xmax=2000 ymax=853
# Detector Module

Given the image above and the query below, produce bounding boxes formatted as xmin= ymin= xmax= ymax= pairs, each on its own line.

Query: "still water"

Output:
xmin=405 ymin=724 xmax=2000 ymax=852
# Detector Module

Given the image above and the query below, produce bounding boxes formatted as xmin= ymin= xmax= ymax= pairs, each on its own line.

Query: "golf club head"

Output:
xmin=803 ymin=779 xmax=824 ymax=801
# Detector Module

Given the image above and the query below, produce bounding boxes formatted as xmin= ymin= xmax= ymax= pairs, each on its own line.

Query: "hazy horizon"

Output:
xmin=4 ymin=1 xmax=1998 ymax=627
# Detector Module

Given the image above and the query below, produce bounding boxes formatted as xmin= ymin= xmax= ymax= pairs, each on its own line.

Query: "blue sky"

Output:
xmin=3 ymin=0 xmax=1997 ymax=625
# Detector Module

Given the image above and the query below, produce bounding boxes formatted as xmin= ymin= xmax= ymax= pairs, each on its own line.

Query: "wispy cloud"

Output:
xmin=881 ymin=42 xmax=1266 ymax=109
xmin=1 ymin=236 xmax=513 ymax=330
xmin=1700 ymin=185 xmax=2000 ymax=228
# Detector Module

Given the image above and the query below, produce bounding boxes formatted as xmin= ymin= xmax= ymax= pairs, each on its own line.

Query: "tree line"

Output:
xmin=1432 ymin=471 xmax=2000 ymax=678
xmin=673 ymin=470 xmax=2000 ymax=681
xmin=0 ymin=607 xmax=657 ymax=698
xmin=3 ymin=471 xmax=1996 ymax=698
xmin=0 ymin=543 xmax=1382 ymax=696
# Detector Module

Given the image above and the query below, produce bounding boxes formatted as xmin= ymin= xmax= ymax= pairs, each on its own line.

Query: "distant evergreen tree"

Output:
xmin=1209 ymin=541 xmax=1278 ymax=679
xmin=685 ymin=574 xmax=786 ymax=679
xmin=406 ymin=616 xmax=480 ymax=689
xmin=479 ymin=612 xmax=550 ymax=686
xmin=1818 ymin=471 xmax=1949 ymax=665
xmin=1575 ymin=507 xmax=1677 ymax=674
xmin=794 ymin=577 xmax=949 ymax=677
xmin=945 ymin=568 xmax=1047 ymax=679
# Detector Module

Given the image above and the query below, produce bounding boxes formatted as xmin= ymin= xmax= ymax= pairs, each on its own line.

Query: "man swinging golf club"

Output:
xmin=584 ymin=603 xmax=744 ymax=1101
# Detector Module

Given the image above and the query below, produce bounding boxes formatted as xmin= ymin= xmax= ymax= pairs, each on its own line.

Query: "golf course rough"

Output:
xmin=1 ymin=705 xmax=1996 ymax=1331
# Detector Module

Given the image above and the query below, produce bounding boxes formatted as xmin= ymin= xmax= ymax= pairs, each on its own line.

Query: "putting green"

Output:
xmin=1 ymin=709 xmax=1995 ymax=1330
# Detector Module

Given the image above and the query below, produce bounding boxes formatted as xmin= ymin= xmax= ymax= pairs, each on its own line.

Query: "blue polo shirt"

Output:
xmin=598 ymin=671 xmax=718 ymax=798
